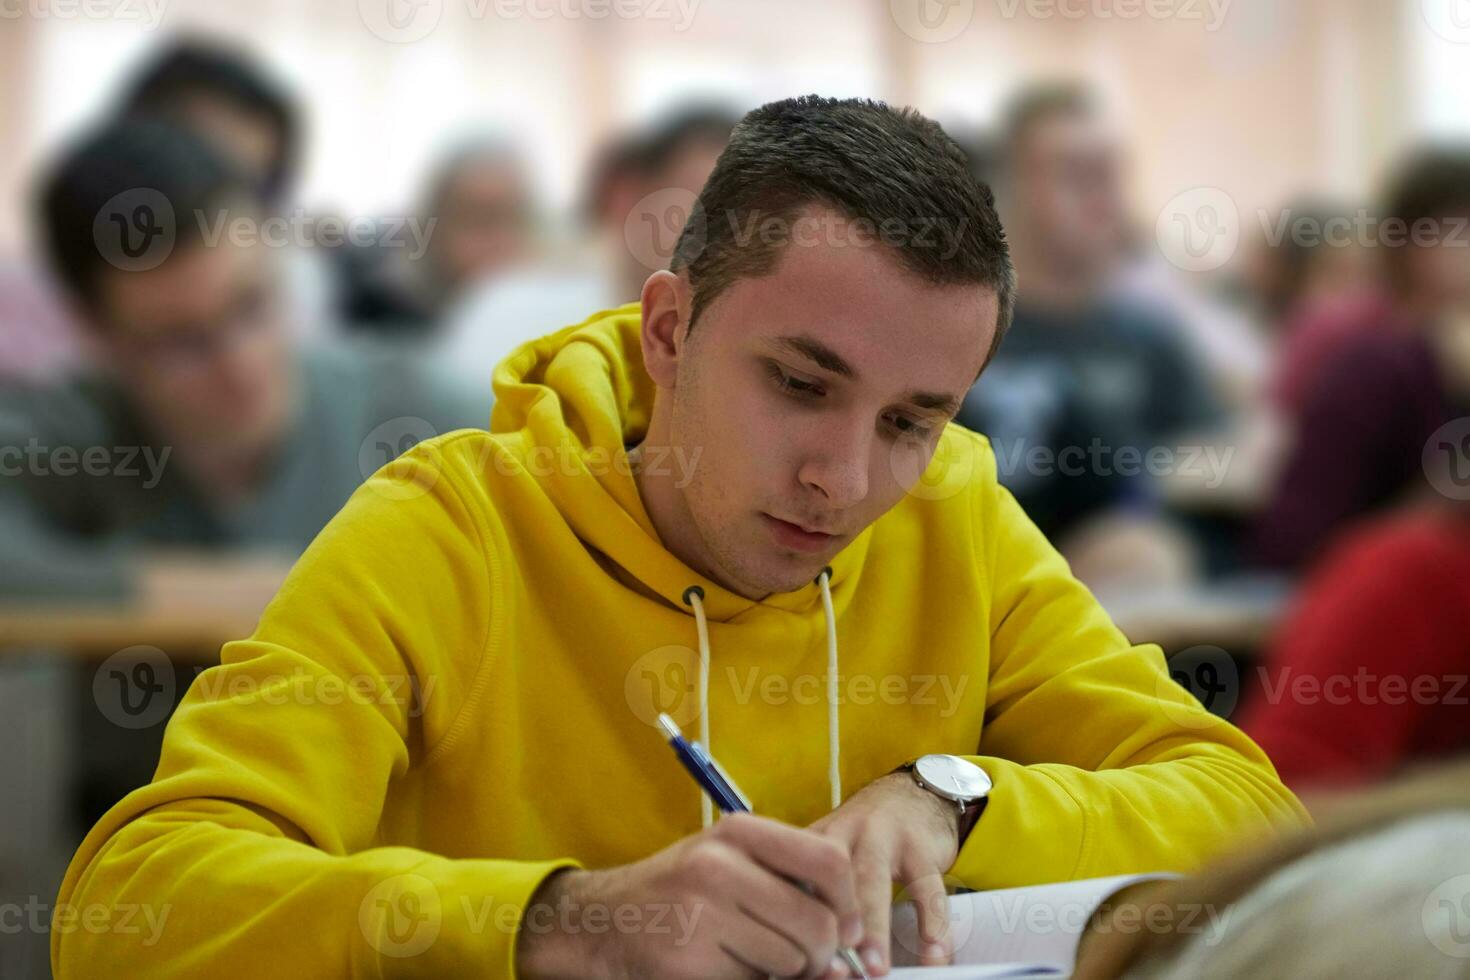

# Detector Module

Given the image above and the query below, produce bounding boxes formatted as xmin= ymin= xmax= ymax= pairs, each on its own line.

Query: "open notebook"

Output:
xmin=887 ymin=873 xmax=1178 ymax=979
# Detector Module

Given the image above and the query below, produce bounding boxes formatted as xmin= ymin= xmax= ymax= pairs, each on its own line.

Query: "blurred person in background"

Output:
xmin=120 ymin=34 xmax=333 ymax=342
xmin=1244 ymin=198 xmax=1379 ymax=346
xmin=434 ymin=103 xmax=737 ymax=389
xmin=958 ymin=83 xmax=1224 ymax=589
xmin=1113 ymin=227 xmax=1270 ymax=418
xmin=1252 ymin=146 xmax=1470 ymax=570
xmin=1239 ymin=495 xmax=1470 ymax=795
xmin=331 ymin=136 xmax=535 ymax=336
xmin=115 ymin=34 xmax=300 ymax=205
xmin=0 ymin=118 xmax=484 ymax=605
xmin=0 ymin=35 xmax=319 ymax=383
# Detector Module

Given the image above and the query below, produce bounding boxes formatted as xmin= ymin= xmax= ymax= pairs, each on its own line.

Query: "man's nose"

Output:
xmin=796 ymin=424 xmax=870 ymax=508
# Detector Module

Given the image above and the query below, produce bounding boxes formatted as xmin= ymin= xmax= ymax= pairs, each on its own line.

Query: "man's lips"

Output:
xmin=761 ymin=513 xmax=839 ymax=553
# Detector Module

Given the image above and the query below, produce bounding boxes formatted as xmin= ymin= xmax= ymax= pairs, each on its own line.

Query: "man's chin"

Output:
xmin=752 ymin=550 xmax=835 ymax=594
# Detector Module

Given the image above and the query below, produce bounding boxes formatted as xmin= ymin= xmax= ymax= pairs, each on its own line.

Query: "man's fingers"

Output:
xmin=852 ymin=841 xmax=893 ymax=976
xmin=716 ymin=814 xmax=863 ymax=942
xmin=903 ymin=870 xmax=953 ymax=966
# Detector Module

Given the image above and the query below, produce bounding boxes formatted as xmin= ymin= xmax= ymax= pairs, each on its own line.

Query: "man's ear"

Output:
xmin=639 ymin=269 xmax=692 ymax=389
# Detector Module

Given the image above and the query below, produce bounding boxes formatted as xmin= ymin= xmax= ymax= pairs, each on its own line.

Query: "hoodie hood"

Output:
xmin=489 ymin=302 xmax=872 ymax=624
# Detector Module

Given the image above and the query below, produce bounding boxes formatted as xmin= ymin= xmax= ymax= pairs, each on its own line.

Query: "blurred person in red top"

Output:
xmin=1241 ymin=498 xmax=1470 ymax=793
xmin=1252 ymin=146 xmax=1470 ymax=570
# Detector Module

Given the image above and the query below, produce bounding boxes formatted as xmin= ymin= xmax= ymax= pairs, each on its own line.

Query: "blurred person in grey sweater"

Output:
xmin=0 ymin=118 xmax=485 ymax=604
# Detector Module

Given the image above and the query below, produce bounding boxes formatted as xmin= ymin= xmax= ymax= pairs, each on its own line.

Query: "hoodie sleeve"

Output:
xmin=52 ymin=434 xmax=579 ymax=979
xmin=949 ymin=438 xmax=1310 ymax=890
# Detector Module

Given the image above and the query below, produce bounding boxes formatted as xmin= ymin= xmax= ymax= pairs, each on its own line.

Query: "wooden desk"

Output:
xmin=0 ymin=557 xmax=289 ymax=658
xmin=0 ymin=605 xmax=263 ymax=658
xmin=1 ymin=572 xmax=1293 ymax=660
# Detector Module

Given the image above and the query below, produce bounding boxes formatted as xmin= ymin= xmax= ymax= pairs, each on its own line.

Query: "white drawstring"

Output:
xmin=683 ymin=568 xmax=840 ymax=830
xmin=682 ymin=585 xmax=714 ymax=830
xmin=817 ymin=567 xmax=841 ymax=811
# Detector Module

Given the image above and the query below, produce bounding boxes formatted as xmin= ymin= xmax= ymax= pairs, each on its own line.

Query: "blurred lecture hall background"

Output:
xmin=2 ymin=0 xmax=1470 ymax=976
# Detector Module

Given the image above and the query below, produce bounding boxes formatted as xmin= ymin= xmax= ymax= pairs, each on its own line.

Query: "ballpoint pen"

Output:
xmin=657 ymin=712 xmax=872 ymax=980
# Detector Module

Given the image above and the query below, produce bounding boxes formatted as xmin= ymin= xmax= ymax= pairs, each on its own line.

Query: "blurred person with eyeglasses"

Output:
xmin=0 ymin=118 xmax=484 ymax=605
xmin=0 ymin=36 xmax=330 ymax=384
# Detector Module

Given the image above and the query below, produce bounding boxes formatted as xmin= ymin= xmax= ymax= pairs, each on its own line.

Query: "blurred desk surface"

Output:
xmin=2 ymin=571 xmax=1295 ymax=659
xmin=0 ymin=556 xmax=290 ymax=657
xmin=0 ymin=605 xmax=263 ymax=657
xmin=1101 ymin=575 xmax=1294 ymax=652
xmin=1158 ymin=415 xmax=1283 ymax=516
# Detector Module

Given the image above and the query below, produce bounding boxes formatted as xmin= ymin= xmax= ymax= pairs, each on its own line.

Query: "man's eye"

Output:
xmin=888 ymin=414 xmax=933 ymax=439
xmin=765 ymin=361 xmax=823 ymax=399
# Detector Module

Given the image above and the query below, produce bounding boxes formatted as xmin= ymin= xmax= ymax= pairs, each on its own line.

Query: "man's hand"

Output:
xmin=808 ymin=773 xmax=963 ymax=976
xmin=515 ymin=812 xmax=866 ymax=980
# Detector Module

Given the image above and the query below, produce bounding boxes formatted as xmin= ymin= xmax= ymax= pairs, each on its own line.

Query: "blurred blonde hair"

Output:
xmin=1077 ymin=759 xmax=1470 ymax=980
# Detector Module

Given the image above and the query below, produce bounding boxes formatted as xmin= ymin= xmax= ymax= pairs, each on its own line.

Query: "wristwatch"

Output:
xmin=898 ymin=755 xmax=992 ymax=844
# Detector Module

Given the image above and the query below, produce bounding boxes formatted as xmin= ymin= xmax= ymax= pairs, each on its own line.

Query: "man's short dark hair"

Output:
xmin=117 ymin=37 xmax=299 ymax=202
xmin=669 ymin=95 xmax=1015 ymax=357
xmin=36 ymin=118 xmax=257 ymax=312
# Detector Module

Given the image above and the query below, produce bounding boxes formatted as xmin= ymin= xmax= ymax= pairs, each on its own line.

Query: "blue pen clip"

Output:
xmin=657 ymin=713 xmax=752 ymax=813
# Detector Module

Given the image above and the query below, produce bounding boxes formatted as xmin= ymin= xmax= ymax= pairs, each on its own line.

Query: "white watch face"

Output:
xmin=915 ymin=754 xmax=991 ymax=802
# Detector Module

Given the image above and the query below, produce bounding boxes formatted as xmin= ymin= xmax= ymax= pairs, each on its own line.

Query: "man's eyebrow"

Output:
xmin=769 ymin=334 xmax=962 ymax=415
xmin=902 ymin=390 xmax=963 ymax=416
xmin=770 ymin=335 xmax=856 ymax=379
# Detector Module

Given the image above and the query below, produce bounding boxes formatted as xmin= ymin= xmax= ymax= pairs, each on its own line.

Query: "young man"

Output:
xmin=2 ymin=118 xmax=483 ymax=602
xmin=54 ymin=97 xmax=1307 ymax=979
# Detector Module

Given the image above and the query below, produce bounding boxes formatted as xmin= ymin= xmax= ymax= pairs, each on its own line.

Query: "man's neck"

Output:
xmin=629 ymin=431 xmax=766 ymax=602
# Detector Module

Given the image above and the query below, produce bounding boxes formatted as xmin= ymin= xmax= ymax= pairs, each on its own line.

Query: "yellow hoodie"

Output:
xmin=54 ymin=303 xmax=1307 ymax=978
